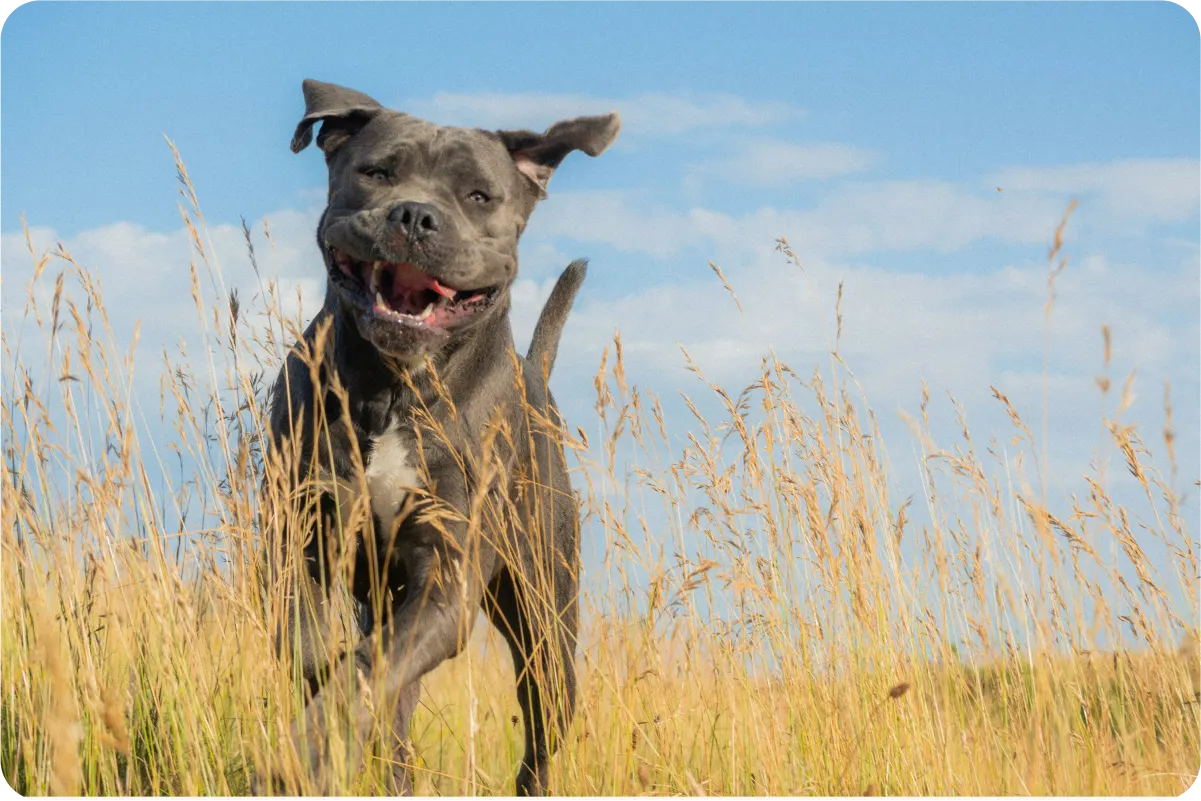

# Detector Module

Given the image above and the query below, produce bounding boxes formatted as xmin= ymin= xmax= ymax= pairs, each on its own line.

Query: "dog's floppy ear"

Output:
xmin=496 ymin=112 xmax=621 ymax=197
xmin=291 ymin=79 xmax=384 ymax=156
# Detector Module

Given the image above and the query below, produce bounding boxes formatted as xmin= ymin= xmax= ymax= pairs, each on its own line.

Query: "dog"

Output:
xmin=259 ymin=79 xmax=619 ymax=795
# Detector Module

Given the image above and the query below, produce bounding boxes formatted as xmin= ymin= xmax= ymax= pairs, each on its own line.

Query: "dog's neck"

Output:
xmin=323 ymin=290 xmax=515 ymax=436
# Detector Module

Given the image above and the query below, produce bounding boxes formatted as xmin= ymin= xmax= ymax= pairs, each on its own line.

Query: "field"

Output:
xmin=2 ymin=159 xmax=1197 ymax=796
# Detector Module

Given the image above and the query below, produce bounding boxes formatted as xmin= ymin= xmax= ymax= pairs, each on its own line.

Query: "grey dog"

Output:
xmin=261 ymin=79 xmax=619 ymax=795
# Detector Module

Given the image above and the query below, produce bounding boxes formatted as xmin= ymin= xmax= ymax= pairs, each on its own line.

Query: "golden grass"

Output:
xmin=1 ymin=154 xmax=1197 ymax=795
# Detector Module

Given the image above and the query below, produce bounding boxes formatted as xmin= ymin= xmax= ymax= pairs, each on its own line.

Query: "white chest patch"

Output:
xmin=364 ymin=421 xmax=421 ymax=534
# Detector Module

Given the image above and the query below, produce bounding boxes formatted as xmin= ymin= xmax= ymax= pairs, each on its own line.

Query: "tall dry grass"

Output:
xmin=1 ymin=154 xmax=1197 ymax=796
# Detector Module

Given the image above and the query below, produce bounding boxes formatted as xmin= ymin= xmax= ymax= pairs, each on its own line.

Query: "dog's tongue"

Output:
xmin=386 ymin=263 xmax=454 ymax=299
xmin=429 ymin=279 xmax=456 ymax=300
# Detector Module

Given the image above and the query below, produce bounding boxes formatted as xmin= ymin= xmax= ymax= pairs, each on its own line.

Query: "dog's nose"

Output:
xmin=388 ymin=202 xmax=442 ymax=240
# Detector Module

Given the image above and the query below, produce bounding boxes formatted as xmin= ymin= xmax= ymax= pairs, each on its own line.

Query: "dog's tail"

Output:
xmin=526 ymin=259 xmax=587 ymax=378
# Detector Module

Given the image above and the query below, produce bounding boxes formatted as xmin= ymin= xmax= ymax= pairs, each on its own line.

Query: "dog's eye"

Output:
xmin=361 ymin=167 xmax=390 ymax=182
xmin=468 ymin=190 xmax=491 ymax=204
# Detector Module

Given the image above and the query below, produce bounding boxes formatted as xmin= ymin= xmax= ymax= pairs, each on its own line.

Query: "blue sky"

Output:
xmin=4 ymin=3 xmax=1197 ymax=235
xmin=2 ymin=3 xmax=1199 ymax=627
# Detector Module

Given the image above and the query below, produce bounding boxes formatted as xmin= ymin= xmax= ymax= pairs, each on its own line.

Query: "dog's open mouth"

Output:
xmin=329 ymin=249 xmax=495 ymax=329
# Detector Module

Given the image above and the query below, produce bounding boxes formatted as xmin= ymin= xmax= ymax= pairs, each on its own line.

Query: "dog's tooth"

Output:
xmin=375 ymin=290 xmax=387 ymax=308
xmin=419 ymin=303 xmax=434 ymax=320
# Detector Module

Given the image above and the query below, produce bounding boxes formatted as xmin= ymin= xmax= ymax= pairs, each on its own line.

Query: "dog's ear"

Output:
xmin=291 ymin=79 xmax=384 ymax=156
xmin=496 ymin=112 xmax=621 ymax=197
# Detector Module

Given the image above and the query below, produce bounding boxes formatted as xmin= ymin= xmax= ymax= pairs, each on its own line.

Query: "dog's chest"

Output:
xmin=364 ymin=421 xmax=420 ymax=533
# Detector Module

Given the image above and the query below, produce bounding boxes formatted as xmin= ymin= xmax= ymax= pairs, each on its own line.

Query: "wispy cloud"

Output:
xmin=551 ymin=249 xmax=1198 ymax=390
xmin=536 ymin=245 xmax=1199 ymax=504
xmin=692 ymin=138 xmax=878 ymax=186
xmin=527 ymin=190 xmax=707 ymax=258
xmin=528 ymin=158 xmax=1200 ymax=261
xmin=1 ymin=209 xmax=327 ymax=359
xmin=529 ymin=180 xmax=1066 ymax=261
xmin=989 ymin=158 xmax=1200 ymax=227
xmin=407 ymin=91 xmax=805 ymax=136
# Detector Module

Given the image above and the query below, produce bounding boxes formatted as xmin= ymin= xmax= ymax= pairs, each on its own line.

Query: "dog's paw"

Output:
xmin=516 ymin=763 xmax=547 ymax=797
xmin=245 ymin=705 xmax=336 ymax=795
xmin=253 ymin=664 xmax=378 ymax=795
xmin=284 ymin=674 xmax=375 ymax=794
xmin=288 ymin=710 xmax=334 ymax=794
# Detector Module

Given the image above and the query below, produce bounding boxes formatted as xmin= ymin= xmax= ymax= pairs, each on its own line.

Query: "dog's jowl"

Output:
xmin=261 ymin=79 xmax=618 ymax=795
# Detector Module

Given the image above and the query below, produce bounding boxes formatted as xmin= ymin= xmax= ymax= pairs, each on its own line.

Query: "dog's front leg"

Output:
xmin=291 ymin=535 xmax=492 ymax=793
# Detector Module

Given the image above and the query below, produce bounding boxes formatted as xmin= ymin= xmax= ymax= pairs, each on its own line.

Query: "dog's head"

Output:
xmin=292 ymin=79 xmax=620 ymax=361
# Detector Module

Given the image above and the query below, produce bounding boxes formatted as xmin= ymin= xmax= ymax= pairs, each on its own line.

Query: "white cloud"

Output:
xmin=556 ymin=249 xmax=1196 ymax=389
xmin=738 ymin=180 xmax=1067 ymax=256
xmin=525 ymin=180 xmax=1069 ymax=262
xmin=1 ymin=207 xmax=327 ymax=386
xmin=528 ymin=190 xmax=705 ymax=258
xmin=509 ymin=275 xmax=558 ymax=354
xmin=695 ymin=138 xmax=878 ymax=186
xmin=407 ymin=91 xmax=805 ymax=137
xmin=542 ymin=244 xmax=1198 ymax=510
xmin=527 ymin=158 xmax=1200 ymax=263
xmin=989 ymin=159 xmax=1200 ymax=228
